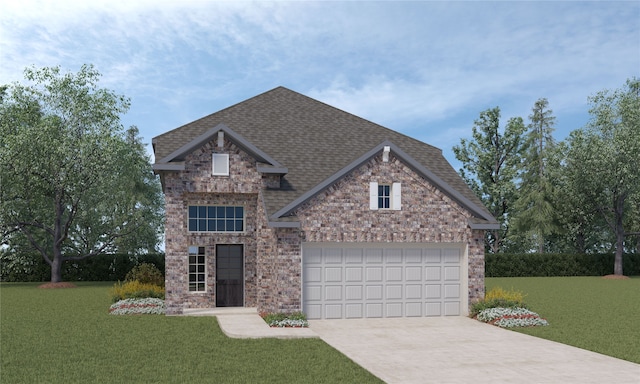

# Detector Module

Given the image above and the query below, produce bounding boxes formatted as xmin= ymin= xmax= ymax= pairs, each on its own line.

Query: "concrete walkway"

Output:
xmin=182 ymin=307 xmax=318 ymax=339
xmin=184 ymin=309 xmax=640 ymax=383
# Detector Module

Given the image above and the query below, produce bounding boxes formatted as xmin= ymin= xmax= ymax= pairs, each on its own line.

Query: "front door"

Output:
xmin=216 ymin=244 xmax=244 ymax=307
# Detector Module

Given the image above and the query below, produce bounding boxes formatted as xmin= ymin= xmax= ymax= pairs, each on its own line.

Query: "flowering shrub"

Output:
xmin=109 ymin=298 xmax=166 ymax=315
xmin=477 ymin=307 xmax=549 ymax=328
xmin=110 ymin=280 xmax=165 ymax=303
xmin=260 ymin=311 xmax=309 ymax=328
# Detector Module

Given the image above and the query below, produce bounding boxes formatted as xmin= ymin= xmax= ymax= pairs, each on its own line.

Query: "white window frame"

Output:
xmin=188 ymin=246 xmax=206 ymax=292
xmin=212 ymin=153 xmax=229 ymax=176
xmin=370 ymin=182 xmax=401 ymax=210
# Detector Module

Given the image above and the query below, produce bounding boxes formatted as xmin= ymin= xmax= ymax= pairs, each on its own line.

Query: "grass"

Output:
xmin=486 ymin=276 xmax=640 ymax=364
xmin=0 ymin=282 xmax=382 ymax=384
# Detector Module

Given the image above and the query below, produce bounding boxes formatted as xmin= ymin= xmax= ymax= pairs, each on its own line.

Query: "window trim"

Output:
xmin=188 ymin=205 xmax=245 ymax=233
xmin=212 ymin=153 xmax=229 ymax=176
xmin=369 ymin=182 xmax=401 ymax=210
xmin=188 ymin=246 xmax=206 ymax=292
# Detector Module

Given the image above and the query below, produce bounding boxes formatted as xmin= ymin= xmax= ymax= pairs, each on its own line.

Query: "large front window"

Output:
xmin=188 ymin=206 xmax=244 ymax=232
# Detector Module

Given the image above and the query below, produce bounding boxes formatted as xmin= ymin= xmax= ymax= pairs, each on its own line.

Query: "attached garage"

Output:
xmin=302 ymin=243 xmax=468 ymax=320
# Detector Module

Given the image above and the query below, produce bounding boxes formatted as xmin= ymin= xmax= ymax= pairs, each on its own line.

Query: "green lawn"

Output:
xmin=0 ymin=282 xmax=381 ymax=384
xmin=486 ymin=276 xmax=640 ymax=364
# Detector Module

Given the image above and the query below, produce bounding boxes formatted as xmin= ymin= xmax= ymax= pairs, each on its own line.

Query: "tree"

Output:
xmin=513 ymin=98 xmax=557 ymax=253
xmin=0 ymin=65 xmax=164 ymax=282
xmin=453 ymin=107 xmax=527 ymax=253
xmin=563 ymin=79 xmax=640 ymax=275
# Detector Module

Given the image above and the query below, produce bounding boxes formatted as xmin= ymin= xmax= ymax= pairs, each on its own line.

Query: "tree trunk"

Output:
xmin=51 ymin=195 xmax=65 ymax=283
xmin=614 ymin=195 xmax=625 ymax=276
xmin=50 ymin=253 xmax=63 ymax=283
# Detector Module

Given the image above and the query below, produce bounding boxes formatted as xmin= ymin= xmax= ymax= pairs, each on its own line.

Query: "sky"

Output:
xmin=1 ymin=0 xmax=638 ymax=171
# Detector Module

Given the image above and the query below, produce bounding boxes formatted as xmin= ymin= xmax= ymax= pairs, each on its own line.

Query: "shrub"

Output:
xmin=471 ymin=286 xmax=527 ymax=317
xmin=260 ymin=311 xmax=309 ymax=327
xmin=124 ymin=262 xmax=164 ymax=287
xmin=110 ymin=280 xmax=165 ymax=303
xmin=477 ymin=307 xmax=548 ymax=328
xmin=109 ymin=298 xmax=166 ymax=315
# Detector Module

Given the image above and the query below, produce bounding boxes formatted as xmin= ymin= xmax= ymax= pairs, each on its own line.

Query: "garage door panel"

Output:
xmin=325 ymin=305 xmax=343 ymax=319
xmin=325 ymin=248 xmax=342 ymax=262
xmin=325 ymin=285 xmax=342 ymax=300
xmin=345 ymin=285 xmax=363 ymax=300
xmin=425 ymin=284 xmax=441 ymax=299
xmin=345 ymin=304 xmax=363 ymax=318
xmin=305 ymin=285 xmax=322 ymax=301
xmin=386 ymin=302 xmax=403 ymax=317
xmin=405 ymin=248 xmax=422 ymax=263
xmin=345 ymin=267 xmax=363 ymax=282
xmin=303 ymin=244 xmax=464 ymax=319
xmin=425 ymin=302 xmax=441 ymax=316
xmin=444 ymin=301 xmax=460 ymax=316
xmin=366 ymin=303 xmax=383 ymax=318
xmin=345 ymin=248 xmax=363 ymax=263
xmin=386 ymin=285 xmax=402 ymax=299
xmin=444 ymin=266 xmax=460 ymax=281
xmin=444 ymin=284 xmax=460 ymax=299
xmin=426 ymin=266 xmax=441 ymax=281
xmin=425 ymin=249 xmax=441 ymax=263
xmin=406 ymin=302 xmax=422 ymax=317
xmin=406 ymin=266 xmax=422 ymax=281
xmin=305 ymin=267 xmax=322 ymax=282
xmin=406 ymin=284 xmax=422 ymax=299
xmin=386 ymin=267 xmax=402 ymax=281
xmin=366 ymin=267 xmax=383 ymax=281
xmin=366 ymin=285 xmax=383 ymax=300
xmin=365 ymin=248 xmax=383 ymax=262
xmin=385 ymin=248 xmax=403 ymax=263
xmin=325 ymin=267 xmax=342 ymax=282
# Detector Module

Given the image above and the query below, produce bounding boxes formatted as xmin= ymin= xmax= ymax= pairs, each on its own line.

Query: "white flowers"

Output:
xmin=267 ymin=319 xmax=309 ymax=328
xmin=109 ymin=298 xmax=166 ymax=315
xmin=477 ymin=307 xmax=549 ymax=328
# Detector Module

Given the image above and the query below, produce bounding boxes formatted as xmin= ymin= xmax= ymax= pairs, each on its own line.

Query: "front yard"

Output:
xmin=0 ymin=282 xmax=381 ymax=384
xmin=2 ymin=277 xmax=638 ymax=383
xmin=486 ymin=276 xmax=640 ymax=364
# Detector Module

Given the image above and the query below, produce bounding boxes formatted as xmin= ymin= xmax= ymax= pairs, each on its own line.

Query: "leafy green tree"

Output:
xmin=562 ymin=79 xmax=640 ymax=275
xmin=0 ymin=65 xmax=164 ymax=282
xmin=513 ymin=98 xmax=557 ymax=253
xmin=453 ymin=107 xmax=527 ymax=253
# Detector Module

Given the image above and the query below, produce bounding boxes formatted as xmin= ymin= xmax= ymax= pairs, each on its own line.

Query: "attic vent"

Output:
xmin=217 ymin=131 xmax=224 ymax=148
xmin=382 ymin=146 xmax=391 ymax=162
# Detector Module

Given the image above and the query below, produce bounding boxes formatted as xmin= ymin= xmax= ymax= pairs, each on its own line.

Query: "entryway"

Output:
xmin=216 ymin=244 xmax=244 ymax=307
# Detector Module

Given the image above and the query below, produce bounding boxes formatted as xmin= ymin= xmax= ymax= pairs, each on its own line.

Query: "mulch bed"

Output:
xmin=602 ymin=274 xmax=630 ymax=280
xmin=38 ymin=282 xmax=78 ymax=289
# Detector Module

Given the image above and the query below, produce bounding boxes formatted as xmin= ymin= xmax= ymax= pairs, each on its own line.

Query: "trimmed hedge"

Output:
xmin=0 ymin=253 xmax=165 ymax=282
xmin=486 ymin=253 xmax=640 ymax=277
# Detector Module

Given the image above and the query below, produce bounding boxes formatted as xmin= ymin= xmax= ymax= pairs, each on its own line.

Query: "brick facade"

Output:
xmin=162 ymin=140 xmax=485 ymax=315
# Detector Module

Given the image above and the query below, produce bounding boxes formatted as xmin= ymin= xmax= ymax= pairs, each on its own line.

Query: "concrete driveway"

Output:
xmin=310 ymin=317 xmax=640 ymax=384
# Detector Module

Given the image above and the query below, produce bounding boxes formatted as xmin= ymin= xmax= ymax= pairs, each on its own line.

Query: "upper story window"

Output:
xmin=369 ymin=182 xmax=401 ymax=210
xmin=188 ymin=206 xmax=244 ymax=232
xmin=212 ymin=153 xmax=229 ymax=176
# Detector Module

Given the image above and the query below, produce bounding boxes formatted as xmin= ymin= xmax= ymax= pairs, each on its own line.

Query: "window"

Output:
xmin=212 ymin=153 xmax=229 ymax=176
xmin=188 ymin=206 xmax=244 ymax=232
xmin=188 ymin=246 xmax=206 ymax=292
xmin=369 ymin=182 xmax=401 ymax=210
xmin=378 ymin=184 xmax=391 ymax=209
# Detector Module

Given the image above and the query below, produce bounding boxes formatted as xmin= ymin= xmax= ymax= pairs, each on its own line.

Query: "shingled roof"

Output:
xmin=152 ymin=86 xmax=498 ymax=228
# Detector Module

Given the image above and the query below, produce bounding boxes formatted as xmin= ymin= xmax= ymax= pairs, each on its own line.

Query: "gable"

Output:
xmin=152 ymin=87 xmax=498 ymax=229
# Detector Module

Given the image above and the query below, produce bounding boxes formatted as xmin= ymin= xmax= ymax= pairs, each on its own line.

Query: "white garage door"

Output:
xmin=302 ymin=243 xmax=466 ymax=320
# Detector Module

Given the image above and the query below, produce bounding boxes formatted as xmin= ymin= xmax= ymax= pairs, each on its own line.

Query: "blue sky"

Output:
xmin=1 ymin=1 xmax=638 ymax=171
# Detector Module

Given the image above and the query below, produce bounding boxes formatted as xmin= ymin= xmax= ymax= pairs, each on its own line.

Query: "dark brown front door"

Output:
xmin=216 ymin=244 xmax=243 ymax=307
